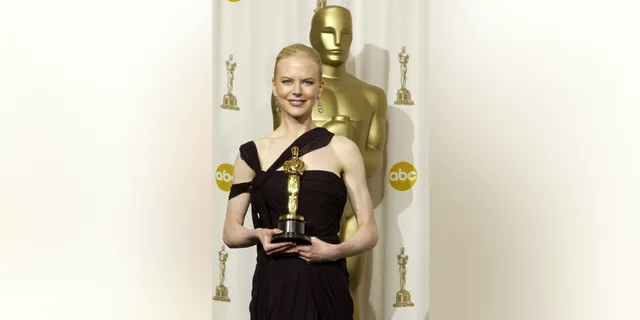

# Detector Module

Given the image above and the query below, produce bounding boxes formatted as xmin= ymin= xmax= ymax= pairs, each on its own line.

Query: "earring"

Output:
xmin=275 ymin=100 xmax=281 ymax=115
xmin=317 ymin=96 xmax=324 ymax=114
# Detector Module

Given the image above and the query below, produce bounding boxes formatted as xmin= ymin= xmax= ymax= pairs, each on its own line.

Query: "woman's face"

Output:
xmin=272 ymin=56 xmax=323 ymax=120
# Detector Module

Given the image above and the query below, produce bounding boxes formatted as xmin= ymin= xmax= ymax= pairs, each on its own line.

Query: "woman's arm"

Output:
xmin=222 ymin=152 xmax=259 ymax=248
xmin=332 ymin=137 xmax=379 ymax=259
xmin=295 ymin=137 xmax=379 ymax=263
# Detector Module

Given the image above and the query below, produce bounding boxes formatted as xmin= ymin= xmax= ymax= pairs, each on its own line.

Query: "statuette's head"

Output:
xmin=310 ymin=6 xmax=353 ymax=66
xmin=272 ymin=44 xmax=323 ymax=120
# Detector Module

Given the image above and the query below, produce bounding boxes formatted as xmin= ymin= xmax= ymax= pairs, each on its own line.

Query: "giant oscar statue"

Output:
xmin=271 ymin=6 xmax=387 ymax=320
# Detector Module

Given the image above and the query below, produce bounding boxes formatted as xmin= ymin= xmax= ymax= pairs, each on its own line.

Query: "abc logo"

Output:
xmin=228 ymin=0 xmax=241 ymax=2
xmin=389 ymin=162 xmax=418 ymax=191
xmin=215 ymin=163 xmax=234 ymax=192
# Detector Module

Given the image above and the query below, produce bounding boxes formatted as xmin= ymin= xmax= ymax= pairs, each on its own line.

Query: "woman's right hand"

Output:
xmin=255 ymin=228 xmax=295 ymax=255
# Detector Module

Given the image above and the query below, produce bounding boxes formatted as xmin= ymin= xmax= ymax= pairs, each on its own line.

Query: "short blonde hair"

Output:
xmin=273 ymin=43 xmax=322 ymax=78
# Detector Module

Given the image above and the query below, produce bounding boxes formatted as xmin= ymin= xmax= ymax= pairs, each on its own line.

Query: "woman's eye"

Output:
xmin=282 ymin=80 xmax=292 ymax=84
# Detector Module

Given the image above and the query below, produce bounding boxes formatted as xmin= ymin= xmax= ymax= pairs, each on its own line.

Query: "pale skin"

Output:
xmin=222 ymin=55 xmax=378 ymax=263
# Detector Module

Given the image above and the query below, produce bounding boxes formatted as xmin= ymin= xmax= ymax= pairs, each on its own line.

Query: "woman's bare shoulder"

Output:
xmin=329 ymin=135 xmax=360 ymax=154
xmin=251 ymin=131 xmax=283 ymax=155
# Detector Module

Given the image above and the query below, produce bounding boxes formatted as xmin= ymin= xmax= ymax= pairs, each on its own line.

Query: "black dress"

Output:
xmin=228 ymin=127 xmax=353 ymax=320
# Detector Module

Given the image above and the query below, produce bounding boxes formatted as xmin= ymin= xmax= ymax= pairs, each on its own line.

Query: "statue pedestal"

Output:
xmin=221 ymin=94 xmax=239 ymax=110
xmin=393 ymin=290 xmax=414 ymax=307
xmin=213 ymin=284 xmax=230 ymax=302
xmin=394 ymin=88 xmax=414 ymax=105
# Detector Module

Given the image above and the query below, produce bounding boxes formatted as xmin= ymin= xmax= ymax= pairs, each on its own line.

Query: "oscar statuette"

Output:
xmin=271 ymin=146 xmax=312 ymax=245
xmin=393 ymin=247 xmax=414 ymax=307
xmin=220 ymin=54 xmax=239 ymax=110
xmin=394 ymin=46 xmax=415 ymax=105
xmin=213 ymin=245 xmax=231 ymax=302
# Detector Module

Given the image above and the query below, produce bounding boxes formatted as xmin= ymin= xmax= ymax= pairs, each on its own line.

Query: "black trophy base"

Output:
xmin=270 ymin=217 xmax=311 ymax=245
xmin=271 ymin=232 xmax=311 ymax=245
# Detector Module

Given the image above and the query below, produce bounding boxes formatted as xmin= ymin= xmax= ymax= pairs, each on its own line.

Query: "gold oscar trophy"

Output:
xmin=272 ymin=6 xmax=388 ymax=319
xmin=271 ymin=146 xmax=312 ymax=245
xmin=393 ymin=247 xmax=414 ymax=307
xmin=213 ymin=245 xmax=231 ymax=302
xmin=394 ymin=46 xmax=415 ymax=105
xmin=220 ymin=54 xmax=239 ymax=110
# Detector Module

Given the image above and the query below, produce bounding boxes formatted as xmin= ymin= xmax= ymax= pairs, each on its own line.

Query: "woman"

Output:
xmin=222 ymin=43 xmax=378 ymax=320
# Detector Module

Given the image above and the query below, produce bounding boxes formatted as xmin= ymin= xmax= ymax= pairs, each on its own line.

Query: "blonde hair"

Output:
xmin=273 ymin=43 xmax=323 ymax=79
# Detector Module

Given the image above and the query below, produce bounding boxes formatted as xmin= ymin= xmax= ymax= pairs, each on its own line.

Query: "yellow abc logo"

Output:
xmin=215 ymin=163 xmax=234 ymax=192
xmin=388 ymin=162 xmax=418 ymax=191
xmin=228 ymin=0 xmax=242 ymax=2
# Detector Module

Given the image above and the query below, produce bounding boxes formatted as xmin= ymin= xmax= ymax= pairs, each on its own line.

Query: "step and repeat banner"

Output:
xmin=212 ymin=1 xmax=429 ymax=319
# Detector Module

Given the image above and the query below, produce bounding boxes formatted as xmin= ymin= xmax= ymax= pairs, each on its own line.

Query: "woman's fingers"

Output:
xmin=264 ymin=242 xmax=294 ymax=254
xmin=265 ymin=242 xmax=292 ymax=251
xmin=281 ymin=246 xmax=298 ymax=254
xmin=267 ymin=243 xmax=296 ymax=255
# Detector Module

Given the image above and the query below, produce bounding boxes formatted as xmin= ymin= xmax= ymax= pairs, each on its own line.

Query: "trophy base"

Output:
xmin=271 ymin=216 xmax=311 ymax=245
xmin=220 ymin=94 xmax=239 ymax=110
xmin=394 ymin=89 xmax=414 ymax=105
xmin=393 ymin=290 xmax=414 ymax=307
xmin=271 ymin=232 xmax=311 ymax=245
xmin=213 ymin=285 xmax=230 ymax=302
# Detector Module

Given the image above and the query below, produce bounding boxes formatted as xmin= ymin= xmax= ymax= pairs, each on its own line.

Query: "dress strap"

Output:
xmin=264 ymin=127 xmax=334 ymax=174
xmin=226 ymin=128 xmax=334 ymax=232
xmin=228 ymin=182 xmax=250 ymax=200
xmin=239 ymin=141 xmax=261 ymax=173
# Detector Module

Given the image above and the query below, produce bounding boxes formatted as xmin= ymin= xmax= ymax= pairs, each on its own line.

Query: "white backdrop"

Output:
xmin=4 ymin=1 xmax=639 ymax=320
xmin=212 ymin=1 xmax=429 ymax=319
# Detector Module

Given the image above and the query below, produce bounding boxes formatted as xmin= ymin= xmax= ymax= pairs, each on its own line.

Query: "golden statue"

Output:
xmin=271 ymin=146 xmax=312 ymax=245
xmin=213 ymin=245 xmax=230 ymax=302
xmin=271 ymin=5 xmax=387 ymax=320
xmin=393 ymin=247 xmax=414 ymax=307
xmin=283 ymin=146 xmax=305 ymax=217
xmin=221 ymin=54 xmax=239 ymax=110
xmin=394 ymin=46 xmax=414 ymax=105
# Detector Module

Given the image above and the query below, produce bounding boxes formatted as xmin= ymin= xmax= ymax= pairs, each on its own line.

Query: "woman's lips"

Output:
xmin=288 ymin=99 xmax=306 ymax=107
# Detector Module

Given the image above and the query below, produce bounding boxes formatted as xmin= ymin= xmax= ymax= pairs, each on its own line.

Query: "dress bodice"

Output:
xmin=228 ymin=127 xmax=348 ymax=244
xmin=226 ymin=127 xmax=354 ymax=320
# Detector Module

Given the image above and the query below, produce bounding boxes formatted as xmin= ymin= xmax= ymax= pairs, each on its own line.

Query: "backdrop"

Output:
xmin=212 ymin=1 xmax=429 ymax=319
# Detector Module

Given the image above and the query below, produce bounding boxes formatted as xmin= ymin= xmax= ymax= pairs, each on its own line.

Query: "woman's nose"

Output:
xmin=292 ymin=84 xmax=302 ymax=95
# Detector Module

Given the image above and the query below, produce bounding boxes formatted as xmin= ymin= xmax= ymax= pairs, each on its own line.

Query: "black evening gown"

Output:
xmin=228 ymin=127 xmax=353 ymax=320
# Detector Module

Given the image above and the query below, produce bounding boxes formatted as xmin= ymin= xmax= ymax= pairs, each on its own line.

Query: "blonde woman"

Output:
xmin=223 ymin=44 xmax=378 ymax=320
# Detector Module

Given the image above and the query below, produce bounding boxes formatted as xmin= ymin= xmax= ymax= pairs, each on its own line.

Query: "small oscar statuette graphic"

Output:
xmin=220 ymin=54 xmax=239 ymax=111
xmin=393 ymin=247 xmax=414 ymax=307
xmin=270 ymin=146 xmax=312 ymax=245
xmin=213 ymin=245 xmax=231 ymax=302
xmin=314 ymin=0 xmax=327 ymax=12
xmin=394 ymin=46 xmax=415 ymax=105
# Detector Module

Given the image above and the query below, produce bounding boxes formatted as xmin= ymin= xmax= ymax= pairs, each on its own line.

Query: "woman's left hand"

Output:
xmin=294 ymin=237 xmax=340 ymax=263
